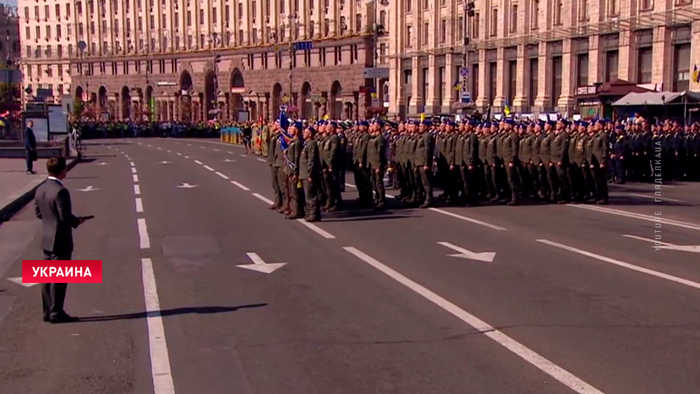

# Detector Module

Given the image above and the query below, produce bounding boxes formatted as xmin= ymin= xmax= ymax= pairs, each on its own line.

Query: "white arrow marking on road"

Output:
xmin=159 ymin=161 xmax=172 ymax=164
xmin=623 ymin=234 xmax=700 ymax=254
xmin=236 ymin=252 xmax=287 ymax=274
xmin=223 ymin=159 xmax=236 ymax=162
xmin=176 ymin=183 xmax=198 ymax=189
xmin=77 ymin=186 xmax=99 ymax=192
xmin=96 ymin=162 xmax=109 ymax=166
xmin=7 ymin=277 xmax=39 ymax=287
xmin=438 ymin=242 xmax=496 ymax=263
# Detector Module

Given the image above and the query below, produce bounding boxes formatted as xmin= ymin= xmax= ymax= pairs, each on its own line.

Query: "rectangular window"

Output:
xmin=528 ymin=58 xmax=538 ymax=107
xmin=423 ymin=22 xmax=429 ymax=45
xmin=577 ymin=54 xmax=588 ymax=87
xmin=605 ymin=50 xmax=619 ymax=82
xmin=551 ymin=56 xmax=562 ymax=107
xmin=507 ymin=60 xmax=517 ymax=105
xmin=490 ymin=9 xmax=498 ymax=36
xmin=471 ymin=64 xmax=479 ymax=99
xmin=510 ymin=5 xmax=517 ymax=34
xmin=579 ymin=0 xmax=589 ymax=21
xmin=456 ymin=16 xmax=464 ymax=40
xmin=405 ymin=25 xmax=412 ymax=47
xmin=437 ymin=67 xmax=445 ymax=106
xmin=531 ymin=0 xmax=539 ymax=29
xmin=673 ymin=43 xmax=690 ymax=92
xmin=440 ymin=19 xmax=446 ymax=43
xmin=473 ymin=13 xmax=480 ymax=38
xmin=553 ymin=0 xmax=562 ymax=25
xmin=406 ymin=0 xmax=412 ymax=12
xmin=488 ymin=62 xmax=497 ymax=104
xmin=637 ymin=47 xmax=652 ymax=84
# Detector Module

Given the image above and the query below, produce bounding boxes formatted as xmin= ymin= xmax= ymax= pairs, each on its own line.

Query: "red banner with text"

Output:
xmin=22 ymin=260 xmax=103 ymax=284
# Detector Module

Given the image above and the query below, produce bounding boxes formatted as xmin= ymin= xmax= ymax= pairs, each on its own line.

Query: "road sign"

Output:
xmin=459 ymin=67 xmax=469 ymax=78
xmin=362 ymin=67 xmax=390 ymax=79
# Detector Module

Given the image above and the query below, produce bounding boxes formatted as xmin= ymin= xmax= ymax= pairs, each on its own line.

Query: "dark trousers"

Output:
xmin=303 ymin=177 xmax=321 ymax=219
xmin=25 ymin=149 xmax=34 ymax=172
xmin=42 ymin=251 xmax=71 ymax=320
xmin=371 ymin=167 xmax=386 ymax=204
xmin=270 ymin=165 xmax=282 ymax=208
xmin=276 ymin=167 xmax=288 ymax=212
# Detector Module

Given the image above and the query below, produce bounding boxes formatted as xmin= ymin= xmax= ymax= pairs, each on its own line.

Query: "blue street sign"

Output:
xmin=294 ymin=41 xmax=313 ymax=51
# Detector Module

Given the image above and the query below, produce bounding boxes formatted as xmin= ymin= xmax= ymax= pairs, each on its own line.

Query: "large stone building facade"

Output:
xmin=388 ymin=0 xmax=700 ymax=117
xmin=65 ymin=0 xmax=390 ymax=121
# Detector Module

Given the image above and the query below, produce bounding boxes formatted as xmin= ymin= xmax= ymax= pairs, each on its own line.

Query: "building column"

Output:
xmin=558 ymin=38 xmax=576 ymax=114
xmin=513 ymin=45 xmax=528 ymax=112
xmin=389 ymin=57 xmax=403 ymax=116
xmin=475 ymin=50 xmax=489 ymax=110
xmin=652 ymin=26 xmax=672 ymax=89
xmin=425 ymin=55 xmax=439 ymax=113
xmin=618 ymin=30 xmax=634 ymax=82
xmin=443 ymin=54 xmax=456 ymax=110
xmin=492 ymin=47 xmax=506 ymax=111
xmin=408 ymin=56 xmax=423 ymax=114
xmin=534 ymin=43 xmax=552 ymax=112
xmin=588 ymin=35 xmax=602 ymax=87
xmin=174 ymin=96 xmax=180 ymax=121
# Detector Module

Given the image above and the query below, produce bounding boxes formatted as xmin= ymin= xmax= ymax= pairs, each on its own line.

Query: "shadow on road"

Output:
xmin=77 ymin=303 xmax=268 ymax=322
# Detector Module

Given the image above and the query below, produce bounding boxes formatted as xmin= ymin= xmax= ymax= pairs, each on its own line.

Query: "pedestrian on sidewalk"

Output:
xmin=34 ymin=157 xmax=87 ymax=324
xmin=24 ymin=120 xmax=37 ymax=174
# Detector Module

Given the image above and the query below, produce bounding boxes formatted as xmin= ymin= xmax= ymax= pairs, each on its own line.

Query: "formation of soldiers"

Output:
xmin=264 ymin=114 xmax=700 ymax=221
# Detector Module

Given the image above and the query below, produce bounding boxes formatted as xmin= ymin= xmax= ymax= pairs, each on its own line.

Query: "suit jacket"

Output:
xmin=24 ymin=127 xmax=36 ymax=150
xmin=35 ymin=179 xmax=80 ymax=255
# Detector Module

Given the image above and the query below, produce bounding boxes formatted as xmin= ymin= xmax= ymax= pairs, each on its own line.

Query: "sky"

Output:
xmin=2 ymin=1 xmax=17 ymax=8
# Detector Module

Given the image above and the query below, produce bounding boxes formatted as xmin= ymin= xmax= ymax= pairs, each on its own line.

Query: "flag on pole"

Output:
xmin=503 ymin=101 xmax=511 ymax=117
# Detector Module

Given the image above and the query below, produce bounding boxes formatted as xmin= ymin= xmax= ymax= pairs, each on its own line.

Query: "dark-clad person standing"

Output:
xmin=368 ymin=125 xmax=387 ymax=208
xmin=267 ymin=125 xmax=282 ymax=210
xmin=299 ymin=126 xmax=322 ymax=222
xmin=25 ymin=120 xmax=37 ymax=174
xmin=413 ymin=120 xmax=435 ymax=208
xmin=34 ymin=157 xmax=87 ymax=323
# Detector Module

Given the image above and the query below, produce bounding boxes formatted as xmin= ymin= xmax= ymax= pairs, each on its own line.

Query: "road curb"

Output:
xmin=0 ymin=155 xmax=82 ymax=223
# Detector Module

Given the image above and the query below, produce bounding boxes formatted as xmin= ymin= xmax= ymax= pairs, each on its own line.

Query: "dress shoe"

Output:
xmin=50 ymin=313 xmax=79 ymax=324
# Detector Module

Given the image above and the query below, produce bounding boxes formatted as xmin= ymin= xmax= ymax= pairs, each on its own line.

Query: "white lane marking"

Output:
xmin=231 ymin=181 xmax=250 ymax=191
xmin=137 ymin=218 xmax=150 ymax=249
xmin=343 ymin=247 xmax=604 ymax=394
xmin=297 ymin=219 xmax=336 ymax=239
xmin=194 ymin=160 xmax=203 ymax=165
xmin=215 ymin=171 xmax=229 ymax=179
xmin=214 ymin=148 xmax=220 ymax=152
xmin=200 ymin=146 xmax=205 ymax=149
xmin=134 ymin=184 xmax=141 ymax=195
xmin=240 ymin=154 xmax=247 ymax=157
xmin=166 ymin=150 xmax=171 ymax=153
xmin=256 ymin=158 xmax=266 ymax=163
xmin=147 ymin=145 xmax=152 ymax=147
xmin=537 ymin=239 xmax=700 ymax=291
xmin=184 ymin=156 xmax=190 ymax=159
xmin=569 ymin=204 xmax=700 ymax=231
xmin=622 ymin=234 xmax=700 ymax=253
xmin=135 ymin=198 xmax=144 ymax=213
xmin=130 ymin=161 xmax=135 ymax=166
xmin=345 ymin=183 xmax=357 ymax=188
xmin=252 ymin=193 xmax=274 ymax=205
xmin=133 ymin=174 xmax=139 ymax=183
xmin=429 ymin=208 xmax=508 ymax=231
xmin=157 ymin=147 xmax=162 ymax=150
xmin=138 ymin=142 xmax=142 ymax=145
xmin=625 ymin=192 xmax=682 ymax=203
xmin=203 ymin=165 xmax=215 ymax=171
xmin=622 ymin=234 xmax=675 ymax=247
xmin=187 ymin=144 xmax=192 ymax=146
xmin=176 ymin=153 xmax=182 ymax=156
xmin=227 ymin=151 xmax=234 ymax=154
xmin=141 ymin=258 xmax=176 ymax=394
xmin=131 ymin=167 xmax=138 ymax=174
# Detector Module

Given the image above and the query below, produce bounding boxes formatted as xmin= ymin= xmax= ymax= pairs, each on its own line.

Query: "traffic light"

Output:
xmin=466 ymin=1 xmax=475 ymax=17
xmin=214 ymin=54 xmax=221 ymax=63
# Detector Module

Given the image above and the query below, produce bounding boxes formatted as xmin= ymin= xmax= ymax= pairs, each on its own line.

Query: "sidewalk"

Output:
xmin=0 ymin=157 xmax=80 ymax=222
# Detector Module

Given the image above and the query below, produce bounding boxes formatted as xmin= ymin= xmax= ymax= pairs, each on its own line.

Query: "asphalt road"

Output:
xmin=1 ymin=137 xmax=699 ymax=394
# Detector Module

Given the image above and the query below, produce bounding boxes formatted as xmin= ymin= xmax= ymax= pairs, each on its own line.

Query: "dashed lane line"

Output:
xmin=537 ymin=239 xmax=700 ymax=291
xmin=231 ymin=181 xmax=250 ymax=191
xmin=133 ymin=174 xmax=139 ymax=183
xmin=569 ymin=204 xmax=700 ymax=232
xmin=215 ymin=171 xmax=229 ymax=180
xmin=256 ymin=158 xmax=266 ymax=162
xmin=141 ymin=257 xmax=176 ymax=394
xmin=252 ymin=193 xmax=274 ymax=205
xmin=135 ymin=198 xmax=144 ymax=213
xmin=130 ymin=161 xmax=135 ymax=166
xmin=134 ymin=184 xmax=141 ymax=195
xmin=137 ymin=218 xmax=150 ymax=249
xmin=194 ymin=160 xmax=203 ymax=165
xmin=131 ymin=168 xmax=138 ymax=174
xmin=297 ymin=219 xmax=336 ymax=239
xmin=203 ymin=165 xmax=215 ymax=171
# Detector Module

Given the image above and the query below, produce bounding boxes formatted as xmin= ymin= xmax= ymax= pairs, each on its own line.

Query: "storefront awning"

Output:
xmin=613 ymin=91 xmax=700 ymax=106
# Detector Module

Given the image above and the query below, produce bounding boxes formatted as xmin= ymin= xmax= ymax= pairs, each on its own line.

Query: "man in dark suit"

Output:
xmin=34 ymin=157 xmax=86 ymax=323
xmin=25 ymin=120 xmax=37 ymax=174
